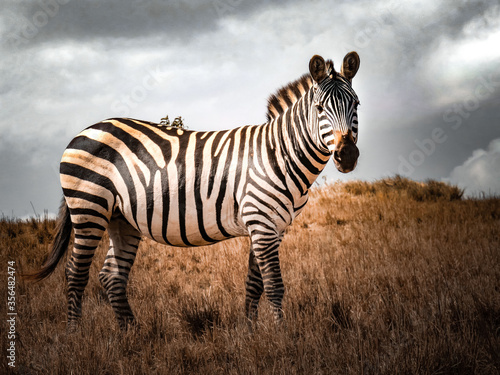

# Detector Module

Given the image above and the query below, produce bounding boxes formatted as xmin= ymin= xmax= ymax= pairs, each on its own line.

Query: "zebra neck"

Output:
xmin=273 ymin=93 xmax=331 ymax=193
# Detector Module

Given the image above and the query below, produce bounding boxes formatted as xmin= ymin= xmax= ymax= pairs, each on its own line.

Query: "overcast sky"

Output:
xmin=1 ymin=0 xmax=499 ymax=218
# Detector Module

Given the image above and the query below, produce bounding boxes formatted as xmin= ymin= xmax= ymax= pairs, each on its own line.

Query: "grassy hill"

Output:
xmin=1 ymin=177 xmax=499 ymax=374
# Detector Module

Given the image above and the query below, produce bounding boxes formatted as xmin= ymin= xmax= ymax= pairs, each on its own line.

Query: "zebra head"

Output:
xmin=309 ymin=52 xmax=360 ymax=173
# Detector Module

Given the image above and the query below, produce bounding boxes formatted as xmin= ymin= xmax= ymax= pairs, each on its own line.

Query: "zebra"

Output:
xmin=25 ymin=52 xmax=361 ymax=330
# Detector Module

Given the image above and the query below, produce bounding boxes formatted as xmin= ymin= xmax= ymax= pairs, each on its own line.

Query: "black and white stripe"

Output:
xmin=27 ymin=53 xmax=360 ymax=329
xmin=316 ymin=74 xmax=360 ymax=148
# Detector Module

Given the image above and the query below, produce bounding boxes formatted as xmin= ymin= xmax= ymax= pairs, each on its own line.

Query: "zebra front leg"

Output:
xmin=249 ymin=232 xmax=285 ymax=323
xmin=245 ymin=249 xmax=264 ymax=322
xmin=98 ymin=214 xmax=141 ymax=330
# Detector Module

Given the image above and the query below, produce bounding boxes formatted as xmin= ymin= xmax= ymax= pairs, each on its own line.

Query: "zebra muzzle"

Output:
xmin=333 ymin=134 xmax=359 ymax=173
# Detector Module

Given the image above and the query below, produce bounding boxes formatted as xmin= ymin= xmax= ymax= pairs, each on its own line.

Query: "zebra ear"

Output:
xmin=341 ymin=51 xmax=360 ymax=82
xmin=309 ymin=55 xmax=327 ymax=83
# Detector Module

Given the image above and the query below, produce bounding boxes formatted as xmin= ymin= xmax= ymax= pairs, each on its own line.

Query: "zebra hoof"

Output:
xmin=118 ymin=317 xmax=138 ymax=331
xmin=66 ymin=320 xmax=80 ymax=334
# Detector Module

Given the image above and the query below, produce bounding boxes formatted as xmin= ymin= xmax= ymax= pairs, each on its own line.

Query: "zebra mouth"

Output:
xmin=334 ymin=159 xmax=358 ymax=173
xmin=333 ymin=141 xmax=359 ymax=173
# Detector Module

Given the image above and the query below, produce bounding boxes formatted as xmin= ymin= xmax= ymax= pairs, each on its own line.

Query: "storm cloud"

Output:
xmin=446 ymin=138 xmax=500 ymax=197
xmin=1 ymin=0 xmax=499 ymax=217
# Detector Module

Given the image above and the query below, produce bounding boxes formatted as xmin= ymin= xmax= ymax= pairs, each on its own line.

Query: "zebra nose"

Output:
xmin=333 ymin=150 xmax=342 ymax=164
xmin=334 ymin=147 xmax=351 ymax=163
xmin=333 ymin=141 xmax=359 ymax=173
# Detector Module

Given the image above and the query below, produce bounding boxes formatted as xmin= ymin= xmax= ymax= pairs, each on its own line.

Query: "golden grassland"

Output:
xmin=1 ymin=177 xmax=499 ymax=374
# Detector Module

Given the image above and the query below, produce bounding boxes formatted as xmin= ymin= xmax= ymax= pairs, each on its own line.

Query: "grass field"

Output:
xmin=1 ymin=177 xmax=499 ymax=374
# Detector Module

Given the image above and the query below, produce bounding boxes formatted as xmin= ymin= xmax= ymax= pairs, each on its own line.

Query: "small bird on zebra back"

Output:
xmin=24 ymin=52 xmax=361 ymax=331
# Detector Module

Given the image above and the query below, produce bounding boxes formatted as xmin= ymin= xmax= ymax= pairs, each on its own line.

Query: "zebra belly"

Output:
xmin=118 ymin=188 xmax=247 ymax=247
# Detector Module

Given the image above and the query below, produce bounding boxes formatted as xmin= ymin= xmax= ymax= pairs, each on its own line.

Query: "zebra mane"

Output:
xmin=266 ymin=60 xmax=334 ymax=121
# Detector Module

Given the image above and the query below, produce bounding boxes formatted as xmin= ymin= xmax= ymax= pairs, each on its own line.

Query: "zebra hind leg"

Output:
xmin=98 ymin=213 xmax=141 ymax=330
xmin=245 ymin=249 xmax=264 ymax=322
xmin=66 ymin=213 xmax=109 ymax=332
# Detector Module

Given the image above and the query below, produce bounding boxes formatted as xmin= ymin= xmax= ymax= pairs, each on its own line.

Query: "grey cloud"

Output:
xmin=0 ymin=137 xmax=61 ymax=218
xmin=3 ymin=0 xmax=217 ymax=50
xmin=1 ymin=0 xmax=499 ymax=217
xmin=391 ymin=1 xmax=499 ymax=60
xmin=445 ymin=138 xmax=500 ymax=197
xmin=2 ymin=0 xmax=301 ymax=51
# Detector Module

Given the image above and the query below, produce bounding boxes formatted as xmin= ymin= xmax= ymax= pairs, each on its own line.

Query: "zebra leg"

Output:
xmin=245 ymin=249 xmax=264 ymax=321
xmin=98 ymin=214 xmax=141 ymax=329
xmin=249 ymin=232 xmax=285 ymax=323
xmin=65 ymin=215 xmax=108 ymax=331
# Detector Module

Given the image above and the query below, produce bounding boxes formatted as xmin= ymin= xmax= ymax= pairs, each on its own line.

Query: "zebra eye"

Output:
xmin=316 ymin=104 xmax=324 ymax=113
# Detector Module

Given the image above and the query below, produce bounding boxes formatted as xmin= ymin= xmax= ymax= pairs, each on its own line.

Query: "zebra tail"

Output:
xmin=23 ymin=198 xmax=72 ymax=282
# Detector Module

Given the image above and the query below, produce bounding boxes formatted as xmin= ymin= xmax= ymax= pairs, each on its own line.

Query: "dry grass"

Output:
xmin=340 ymin=175 xmax=464 ymax=202
xmin=1 ymin=178 xmax=499 ymax=374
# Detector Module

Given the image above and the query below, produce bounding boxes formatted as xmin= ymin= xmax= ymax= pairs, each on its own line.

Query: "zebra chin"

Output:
xmin=334 ymin=159 xmax=358 ymax=173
